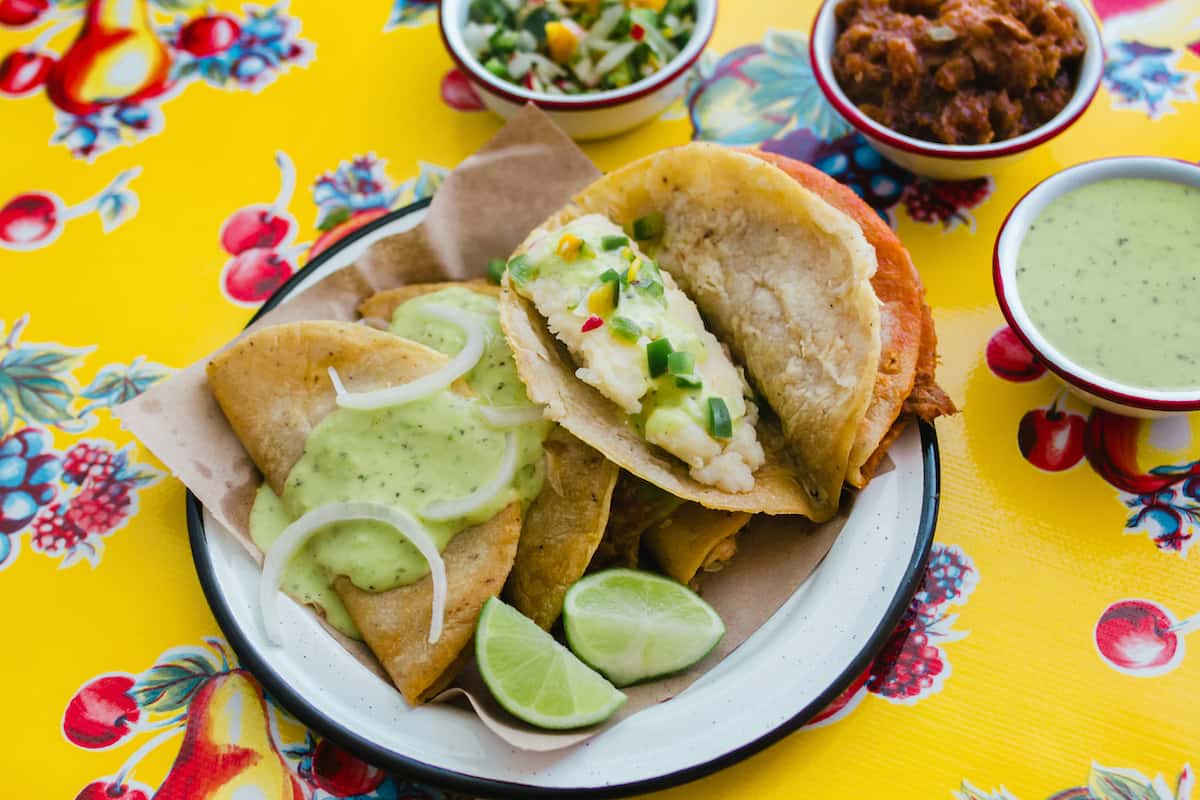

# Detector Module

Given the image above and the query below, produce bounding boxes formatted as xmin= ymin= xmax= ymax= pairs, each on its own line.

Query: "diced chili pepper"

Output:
xmin=631 ymin=23 xmax=645 ymax=41
xmin=707 ymin=396 xmax=732 ymax=438
xmin=667 ymin=351 xmax=694 ymax=376
xmin=602 ymin=235 xmax=629 ymax=251
xmin=581 ymin=315 xmax=604 ymax=332
xmin=632 ymin=212 xmax=664 ymax=240
xmin=646 ymin=338 xmax=672 ymax=377
xmin=609 ymin=316 xmax=641 ymax=342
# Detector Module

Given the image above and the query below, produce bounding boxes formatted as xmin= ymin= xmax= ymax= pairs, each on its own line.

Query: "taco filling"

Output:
xmin=246 ymin=288 xmax=550 ymax=641
xmin=507 ymin=213 xmax=765 ymax=493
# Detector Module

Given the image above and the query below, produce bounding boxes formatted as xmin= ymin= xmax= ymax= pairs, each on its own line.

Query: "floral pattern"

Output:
xmin=1104 ymin=41 xmax=1200 ymax=119
xmin=385 ymin=0 xmax=436 ymax=30
xmin=685 ymin=30 xmax=994 ymax=230
xmin=218 ymin=151 xmax=448 ymax=306
xmin=0 ymin=315 xmax=167 ymax=570
xmin=0 ymin=0 xmax=313 ymax=159
xmin=957 ymin=762 xmax=1194 ymax=800
xmin=807 ymin=544 xmax=978 ymax=726
xmin=63 ymin=638 xmax=471 ymax=800
xmin=988 ymin=324 xmax=1200 ymax=556
xmin=0 ymin=168 xmax=139 ymax=252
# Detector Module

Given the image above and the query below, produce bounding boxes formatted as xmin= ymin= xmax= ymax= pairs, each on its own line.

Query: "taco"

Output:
xmin=499 ymin=143 xmax=883 ymax=521
xmin=208 ymin=320 xmax=528 ymax=704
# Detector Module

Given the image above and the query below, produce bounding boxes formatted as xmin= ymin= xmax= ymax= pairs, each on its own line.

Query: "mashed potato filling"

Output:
xmin=509 ymin=214 xmax=764 ymax=493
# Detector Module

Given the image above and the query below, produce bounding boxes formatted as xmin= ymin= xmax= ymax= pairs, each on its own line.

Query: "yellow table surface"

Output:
xmin=3 ymin=0 xmax=1199 ymax=797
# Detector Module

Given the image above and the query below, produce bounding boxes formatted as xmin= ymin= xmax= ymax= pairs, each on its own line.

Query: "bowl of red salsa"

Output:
xmin=809 ymin=0 xmax=1103 ymax=180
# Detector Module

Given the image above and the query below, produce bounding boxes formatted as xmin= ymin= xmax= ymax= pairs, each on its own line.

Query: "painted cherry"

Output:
xmin=440 ymin=67 xmax=484 ymax=111
xmin=0 ymin=0 xmax=48 ymax=27
xmin=63 ymin=674 xmax=140 ymax=749
xmin=176 ymin=13 xmax=242 ymax=58
xmin=219 ymin=152 xmax=297 ymax=255
xmin=222 ymin=246 xmax=298 ymax=304
xmin=311 ymin=739 xmax=386 ymax=797
xmin=1095 ymin=599 xmax=1187 ymax=674
xmin=0 ymin=192 xmax=61 ymax=248
xmin=1018 ymin=399 xmax=1086 ymax=471
xmin=986 ymin=325 xmax=1046 ymax=382
xmin=75 ymin=779 xmax=152 ymax=800
xmin=0 ymin=48 xmax=54 ymax=96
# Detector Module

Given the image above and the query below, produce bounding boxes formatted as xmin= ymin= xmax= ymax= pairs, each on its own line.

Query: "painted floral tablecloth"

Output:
xmin=3 ymin=0 xmax=1199 ymax=797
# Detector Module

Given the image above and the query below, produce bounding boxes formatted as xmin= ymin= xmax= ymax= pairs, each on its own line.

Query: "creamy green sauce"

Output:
xmin=250 ymin=288 xmax=548 ymax=639
xmin=1016 ymin=178 xmax=1200 ymax=389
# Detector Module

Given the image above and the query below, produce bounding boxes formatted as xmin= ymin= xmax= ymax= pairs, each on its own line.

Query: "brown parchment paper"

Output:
xmin=115 ymin=105 xmax=853 ymax=752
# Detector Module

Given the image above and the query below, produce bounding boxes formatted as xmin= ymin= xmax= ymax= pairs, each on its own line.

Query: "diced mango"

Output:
xmin=628 ymin=0 xmax=667 ymax=11
xmin=545 ymin=21 xmax=580 ymax=64
xmin=556 ymin=232 xmax=584 ymax=259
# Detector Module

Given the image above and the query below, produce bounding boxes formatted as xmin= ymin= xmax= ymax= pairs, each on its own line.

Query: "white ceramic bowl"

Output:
xmin=439 ymin=0 xmax=716 ymax=140
xmin=994 ymin=156 xmax=1200 ymax=418
xmin=809 ymin=0 xmax=1103 ymax=180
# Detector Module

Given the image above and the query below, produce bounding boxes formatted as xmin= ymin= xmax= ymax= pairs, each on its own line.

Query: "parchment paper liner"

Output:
xmin=116 ymin=105 xmax=858 ymax=752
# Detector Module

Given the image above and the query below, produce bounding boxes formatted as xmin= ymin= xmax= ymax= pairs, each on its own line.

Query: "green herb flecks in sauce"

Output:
xmin=1015 ymin=178 xmax=1200 ymax=389
xmin=249 ymin=288 xmax=549 ymax=639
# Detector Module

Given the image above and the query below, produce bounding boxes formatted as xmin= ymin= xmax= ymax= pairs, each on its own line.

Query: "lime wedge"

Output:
xmin=562 ymin=568 xmax=725 ymax=687
xmin=475 ymin=597 xmax=626 ymax=729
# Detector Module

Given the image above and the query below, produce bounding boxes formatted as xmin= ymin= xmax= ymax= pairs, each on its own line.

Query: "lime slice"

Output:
xmin=562 ymin=568 xmax=725 ymax=687
xmin=475 ymin=597 xmax=626 ymax=729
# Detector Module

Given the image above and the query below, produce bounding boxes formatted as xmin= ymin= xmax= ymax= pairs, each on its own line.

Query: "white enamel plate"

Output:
xmin=187 ymin=200 xmax=940 ymax=798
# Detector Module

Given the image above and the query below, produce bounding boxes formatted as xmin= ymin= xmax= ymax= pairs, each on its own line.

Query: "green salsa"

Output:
xmin=250 ymin=288 xmax=549 ymax=639
xmin=1015 ymin=177 xmax=1200 ymax=390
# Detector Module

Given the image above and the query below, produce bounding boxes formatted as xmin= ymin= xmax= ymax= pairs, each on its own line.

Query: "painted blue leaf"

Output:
xmin=80 ymin=359 xmax=170 ymax=407
xmin=131 ymin=652 xmax=218 ymax=713
xmin=1089 ymin=765 xmax=1160 ymax=800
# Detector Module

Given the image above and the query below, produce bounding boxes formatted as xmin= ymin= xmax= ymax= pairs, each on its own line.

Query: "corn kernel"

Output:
xmin=545 ymin=21 xmax=579 ymax=64
xmin=556 ymin=232 xmax=583 ymax=259
xmin=626 ymin=259 xmax=641 ymax=283
xmin=629 ymin=0 xmax=667 ymax=11
xmin=587 ymin=283 xmax=616 ymax=314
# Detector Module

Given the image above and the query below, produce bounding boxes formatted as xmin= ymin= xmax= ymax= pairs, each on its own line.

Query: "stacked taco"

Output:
xmin=206 ymin=144 xmax=953 ymax=709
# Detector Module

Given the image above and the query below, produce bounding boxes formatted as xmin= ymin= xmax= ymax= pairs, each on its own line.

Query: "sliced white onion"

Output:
xmin=260 ymin=502 xmax=447 ymax=647
xmin=330 ymin=304 xmax=485 ymax=410
xmin=479 ymin=404 xmax=546 ymax=427
xmin=422 ymin=433 xmax=518 ymax=521
xmin=587 ymin=3 xmax=625 ymax=42
xmin=463 ymin=22 xmax=497 ymax=55
xmin=527 ymin=52 xmax=566 ymax=79
xmin=516 ymin=30 xmax=537 ymax=51
xmin=508 ymin=51 xmax=533 ymax=79
xmin=593 ymin=40 xmax=637 ymax=78
xmin=572 ymin=53 xmax=596 ymax=86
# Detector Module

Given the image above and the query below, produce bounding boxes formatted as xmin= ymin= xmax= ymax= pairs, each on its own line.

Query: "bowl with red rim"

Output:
xmin=808 ymin=0 xmax=1103 ymax=181
xmin=438 ymin=0 xmax=716 ymax=140
xmin=994 ymin=156 xmax=1200 ymax=418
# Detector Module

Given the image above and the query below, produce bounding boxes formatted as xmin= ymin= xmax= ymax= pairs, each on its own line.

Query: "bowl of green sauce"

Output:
xmin=994 ymin=156 xmax=1200 ymax=417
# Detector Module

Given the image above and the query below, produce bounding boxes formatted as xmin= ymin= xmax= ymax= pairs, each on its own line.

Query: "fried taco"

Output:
xmin=499 ymin=143 xmax=884 ymax=521
xmin=741 ymin=150 xmax=955 ymax=485
xmin=642 ymin=503 xmax=752 ymax=587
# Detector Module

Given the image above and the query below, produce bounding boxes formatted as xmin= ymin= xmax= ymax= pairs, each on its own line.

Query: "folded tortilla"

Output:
xmin=206 ymin=320 xmax=522 ymax=705
xmin=361 ymin=281 xmax=621 ymax=631
xmin=501 ymin=143 xmax=880 ymax=520
xmin=642 ymin=503 xmax=753 ymax=587
xmin=504 ymin=426 xmax=619 ymax=628
xmin=739 ymin=150 xmax=925 ymax=487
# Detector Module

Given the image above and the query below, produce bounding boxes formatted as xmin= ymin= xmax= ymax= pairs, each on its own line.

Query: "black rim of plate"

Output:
xmin=186 ymin=197 xmax=940 ymax=799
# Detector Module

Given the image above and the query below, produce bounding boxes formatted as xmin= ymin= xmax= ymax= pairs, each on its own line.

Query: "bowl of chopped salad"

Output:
xmin=439 ymin=0 xmax=716 ymax=139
